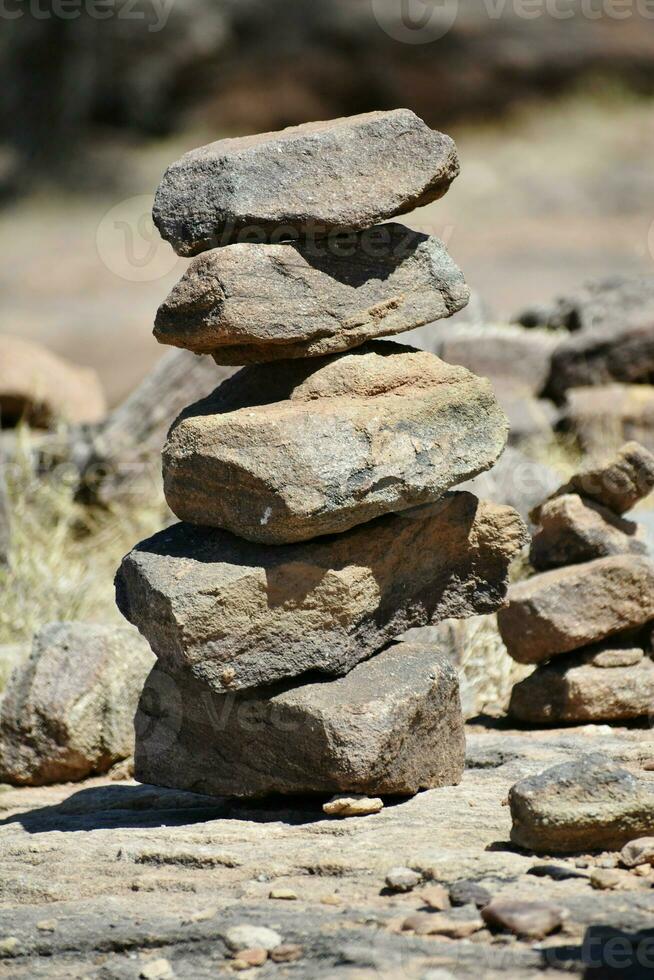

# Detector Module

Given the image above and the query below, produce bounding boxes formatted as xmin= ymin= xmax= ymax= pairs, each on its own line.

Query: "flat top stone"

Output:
xmin=153 ymin=109 xmax=459 ymax=255
xmin=162 ymin=342 xmax=508 ymax=543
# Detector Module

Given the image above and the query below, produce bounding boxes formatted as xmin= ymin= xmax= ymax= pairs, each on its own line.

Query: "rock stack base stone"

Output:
xmin=118 ymin=110 xmax=526 ymax=798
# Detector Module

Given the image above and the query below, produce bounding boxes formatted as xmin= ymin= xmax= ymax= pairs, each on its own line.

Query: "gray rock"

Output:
xmin=0 ymin=623 xmax=154 ymax=786
xmin=448 ymin=880 xmax=491 ymax=909
xmin=515 ymin=276 xmax=654 ymax=335
xmin=134 ymin=643 xmax=465 ymax=798
xmin=163 ymin=342 xmax=508 ymax=544
xmin=460 ymin=447 xmax=560 ymax=527
xmin=620 ymin=837 xmax=654 ymax=868
xmin=155 ymin=226 xmax=469 ymax=364
xmin=481 ymin=900 xmax=564 ymax=939
xmin=116 ymin=492 xmax=527 ymax=692
xmin=509 ymin=754 xmax=654 ymax=854
xmin=530 ymin=494 xmax=647 ymax=570
xmin=497 ymin=555 xmax=654 ymax=665
xmin=222 ymin=924 xmax=282 ymax=952
xmin=509 ymin=648 xmax=654 ymax=724
xmin=385 ymin=867 xmax=421 ymax=892
xmin=153 ymin=109 xmax=459 ymax=256
xmin=532 ymin=442 xmax=654 ymax=519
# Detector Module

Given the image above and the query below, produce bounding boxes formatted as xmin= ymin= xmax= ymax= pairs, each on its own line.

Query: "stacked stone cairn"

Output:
xmin=500 ymin=441 xmax=654 ymax=724
xmin=116 ymin=110 xmax=527 ymax=799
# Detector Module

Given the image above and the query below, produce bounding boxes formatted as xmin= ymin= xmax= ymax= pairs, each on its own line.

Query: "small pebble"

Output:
xmin=482 ymin=900 xmax=564 ymax=939
xmin=269 ymin=887 xmax=297 ymax=901
xmin=449 ymin=880 xmax=491 ymax=909
xmin=643 ymin=759 xmax=654 ymax=771
xmin=36 ymin=919 xmax=57 ymax=932
xmin=590 ymin=868 xmax=639 ymax=891
xmin=620 ymin=837 xmax=654 ymax=868
xmin=385 ymin=867 xmax=421 ymax=892
xmin=320 ymin=894 xmax=342 ymax=906
xmin=232 ymin=948 xmax=267 ymax=968
xmin=322 ymin=794 xmax=383 ymax=817
xmin=403 ymin=911 xmax=483 ymax=939
xmin=270 ymin=944 xmax=304 ymax=963
xmin=223 ymin=925 xmax=282 ymax=952
xmin=0 ymin=937 xmax=19 ymax=956
xmin=527 ymin=864 xmax=587 ymax=882
xmin=139 ymin=959 xmax=174 ymax=980
xmin=420 ymin=884 xmax=450 ymax=911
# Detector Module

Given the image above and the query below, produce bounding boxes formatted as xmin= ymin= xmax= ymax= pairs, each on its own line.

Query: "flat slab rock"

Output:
xmin=497 ymin=554 xmax=654 ymax=665
xmin=116 ymin=491 xmax=527 ymax=693
xmin=134 ymin=642 xmax=465 ymax=798
xmin=530 ymin=493 xmax=646 ymax=570
xmin=152 ymin=109 xmax=459 ymax=256
xmin=532 ymin=441 xmax=654 ymax=520
xmin=509 ymin=754 xmax=654 ymax=854
xmin=154 ymin=225 xmax=469 ymax=363
xmin=0 ymin=622 xmax=154 ymax=786
xmin=509 ymin=646 xmax=654 ymax=724
xmin=163 ymin=342 xmax=508 ymax=543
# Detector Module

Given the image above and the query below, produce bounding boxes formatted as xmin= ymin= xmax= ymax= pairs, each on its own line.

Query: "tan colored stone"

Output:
xmin=620 ymin=837 xmax=654 ymax=868
xmin=323 ymin=795 xmax=384 ymax=817
xmin=163 ymin=342 xmax=508 ymax=544
xmin=530 ymin=494 xmax=646 ymax=570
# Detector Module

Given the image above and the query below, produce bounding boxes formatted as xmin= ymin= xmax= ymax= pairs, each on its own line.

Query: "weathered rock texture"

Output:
xmin=0 ymin=335 xmax=106 ymax=428
xmin=163 ymin=342 xmax=508 ymax=543
xmin=532 ymin=442 xmax=654 ymax=520
xmin=135 ymin=643 xmax=465 ymax=798
xmin=529 ymin=494 xmax=646 ymax=570
xmin=509 ymin=647 xmax=654 ymax=723
xmin=497 ymin=555 xmax=654 ymax=665
xmin=0 ymin=623 xmax=154 ymax=786
xmin=509 ymin=755 xmax=654 ymax=854
xmin=153 ymin=109 xmax=459 ymax=256
xmin=155 ymin=226 xmax=469 ymax=364
xmin=116 ymin=492 xmax=527 ymax=692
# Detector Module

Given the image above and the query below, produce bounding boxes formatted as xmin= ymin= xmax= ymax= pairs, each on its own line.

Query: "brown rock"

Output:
xmin=419 ymin=885 xmax=450 ymax=911
xmin=116 ymin=492 xmax=527 ymax=692
xmin=0 ymin=622 xmax=154 ymax=786
xmin=134 ymin=643 xmax=465 ymax=799
xmin=0 ymin=335 xmax=106 ymax=428
xmin=270 ymin=945 xmax=303 ymax=964
xmin=497 ymin=555 xmax=654 ymax=665
xmin=509 ymin=648 xmax=654 ymax=724
xmin=532 ymin=442 xmax=654 ymax=520
xmin=155 ymin=226 xmax=469 ymax=363
xmin=152 ymin=109 xmax=459 ymax=256
xmin=481 ymin=900 xmax=564 ymax=939
xmin=530 ymin=494 xmax=646 ymax=571
xmin=163 ymin=342 xmax=508 ymax=544
xmin=403 ymin=910 xmax=483 ymax=939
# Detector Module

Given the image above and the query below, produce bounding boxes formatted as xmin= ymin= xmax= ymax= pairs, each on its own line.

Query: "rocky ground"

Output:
xmin=0 ymin=722 xmax=652 ymax=979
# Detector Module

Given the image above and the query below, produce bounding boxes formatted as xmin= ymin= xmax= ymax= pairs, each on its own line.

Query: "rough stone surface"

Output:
xmin=530 ymin=494 xmax=647 ymax=570
xmin=497 ymin=555 xmax=654 ymax=665
xmin=163 ymin=342 xmax=508 ymax=543
xmin=508 ymin=648 xmax=654 ymax=724
xmin=152 ymin=109 xmax=459 ymax=256
xmin=134 ymin=643 xmax=465 ymax=798
xmin=385 ymin=867 xmax=421 ymax=892
xmin=154 ymin=226 xmax=469 ymax=363
xmin=509 ymin=754 xmax=654 ymax=854
xmin=0 ymin=335 xmax=106 ymax=428
xmin=481 ymin=900 xmax=564 ymax=938
xmin=532 ymin=442 xmax=654 ymax=519
xmin=0 ymin=623 xmax=154 ymax=786
xmin=621 ymin=837 xmax=654 ymax=868
xmin=116 ymin=492 xmax=527 ymax=692
xmin=0 ymin=725 xmax=652 ymax=979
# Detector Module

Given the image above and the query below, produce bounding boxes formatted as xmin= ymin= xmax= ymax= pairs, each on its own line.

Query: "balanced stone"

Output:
xmin=134 ymin=643 xmax=465 ymax=798
xmin=529 ymin=494 xmax=646 ymax=570
xmin=154 ymin=226 xmax=469 ymax=364
xmin=497 ymin=555 xmax=654 ymax=664
xmin=152 ymin=109 xmax=459 ymax=256
xmin=509 ymin=754 xmax=654 ymax=854
xmin=163 ymin=342 xmax=508 ymax=543
xmin=116 ymin=492 xmax=527 ymax=693
xmin=509 ymin=647 xmax=654 ymax=723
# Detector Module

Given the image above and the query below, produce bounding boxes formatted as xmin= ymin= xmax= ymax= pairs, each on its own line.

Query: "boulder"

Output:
xmin=509 ymin=754 xmax=654 ymax=854
xmin=154 ymin=226 xmax=469 ymax=363
xmin=0 ymin=335 xmax=106 ymax=429
xmin=116 ymin=492 xmax=527 ymax=693
xmin=134 ymin=642 xmax=465 ymax=798
xmin=0 ymin=623 xmax=154 ymax=786
xmin=497 ymin=555 xmax=654 ymax=665
xmin=530 ymin=494 xmax=647 ymax=570
xmin=153 ymin=109 xmax=459 ymax=256
xmin=531 ymin=441 xmax=654 ymax=519
xmin=562 ymin=384 xmax=654 ymax=456
xmin=509 ymin=647 xmax=654 ymax=724
xmin=163 ymin=342 xmax=508 ymax=543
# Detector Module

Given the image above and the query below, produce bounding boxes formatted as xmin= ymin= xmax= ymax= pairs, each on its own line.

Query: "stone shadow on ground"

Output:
xmin=540 ymin=926 xmax=654 ymax=978
xmin=0 ymin=782 xmax=352 ymax=834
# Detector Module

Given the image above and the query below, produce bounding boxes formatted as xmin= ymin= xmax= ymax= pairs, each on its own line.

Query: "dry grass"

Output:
xmin=0 ymin=427 xmax=167 ymax=652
